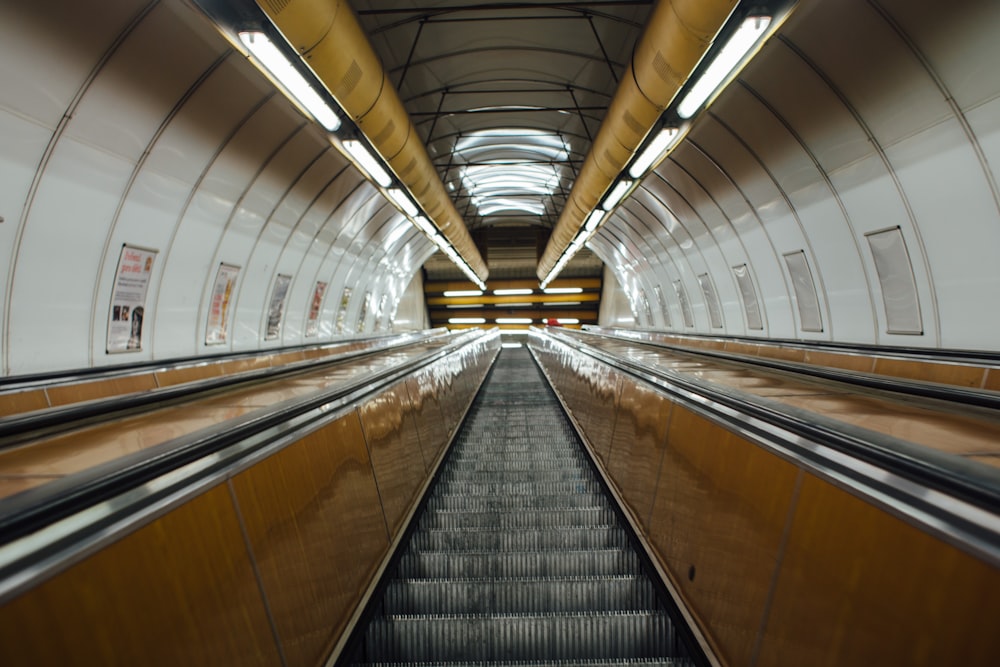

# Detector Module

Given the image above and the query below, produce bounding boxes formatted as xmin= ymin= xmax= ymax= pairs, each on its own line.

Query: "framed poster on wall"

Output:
xmin=205 ymin=263 xmax=240 ymax=345
xmin=265 ymin=274 xmax=292 ymax=340
xmin=107 ymin=244 xmax=157 ymax=353
xmin=305 ymin=281 xmax=327 ymax=337
xmin=335 ymin=287 xmax=352 ymax=333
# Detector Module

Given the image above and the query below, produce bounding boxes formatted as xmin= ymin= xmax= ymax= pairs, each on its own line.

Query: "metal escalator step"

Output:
xmin=395 ymin=549 xmax=642 ymax=579
xmin=419 ymin=507 xmax=615 ymax=530
xmin=445 ymin=458 xmax=592 ymax=472
xmin=439 ymin=469 xmax=590 ymax=484
xmin=410 ymin=525 xmax=628 ymax=551
xmin=433 ymin=481 xmax=604 ymax=499
xmin=363 ymin=611 xmax=677 ymax=662
xmin=360 ymin=660 xmax=693 ymax=667
xmin=382 ymin=575 xmax=659 ymax=615
xmin=427 ymin=491 xmax=606 ymax=510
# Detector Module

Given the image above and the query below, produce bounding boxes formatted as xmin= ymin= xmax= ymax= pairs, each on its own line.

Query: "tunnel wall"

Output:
xmin=0 ymin=333 xmax=499 ymax=666
xmin=530 ymin=332 xmax=1000 ymax=665
xmin=591 ymin=0 xmax=1000 ymax=352
xmin=0 ymin=0 xmax=435 ymax=377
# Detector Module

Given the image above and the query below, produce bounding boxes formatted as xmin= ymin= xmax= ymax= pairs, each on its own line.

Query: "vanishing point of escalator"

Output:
xmin=347 ymin=348 xmax=698 ymax=665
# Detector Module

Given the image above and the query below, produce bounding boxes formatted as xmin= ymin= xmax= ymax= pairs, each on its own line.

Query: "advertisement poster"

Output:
xmin=265 ymin=274 xmax=293 ymax=340
xmin=305 ymin=281 xmax=327 ymax=337
xmin=205 ymin=263 xmax=240 ymax=345
xmin=335 ymin=287 xmax=352 ymax=333
xmin=107 ymin=245 xmax=157 ymax=353
xmin=357 ymin=290 xmax=372 ymax=333
xmin=375 ymin=293 xmax=388 ymax=331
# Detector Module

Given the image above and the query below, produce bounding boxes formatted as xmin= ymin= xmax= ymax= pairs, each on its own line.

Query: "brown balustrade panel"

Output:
xmin=0 ymin=484 xmax=282 ymax=667
xmin=359 ymin=380 xmax=433 ymax=539
xmin=230 ymin=411 xmax=390 ymax=667
xmin=649 ymin=406 xmax=801 ymax=665
xmin=0 ymin=389 xmax=49 ymax=417
xmin=757 ymin=473 xmax=1000 ymax=665
xmin=872 ymin=356 xmax=987 ymax=389
xmin=45 ymin=373 xmax=158 ymax=406
xmin=605 ymin=380 xmax=672 ymax=532
xmin=530 ymin=333 xmax=1000 ymax=666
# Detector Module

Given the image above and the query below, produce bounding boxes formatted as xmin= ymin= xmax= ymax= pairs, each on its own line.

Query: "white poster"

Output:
xmin=357 ymin=290 xmax=372 ymax=333
xmin=305 ymin=280 xmax=327 ymax=337
xmin=206 ymin=263 xmax=240 ymax=345
xmin=335 ymin=287 xmax=352 ymax=333
xmin=266 ymin=274 xmax=293 ymax=340
xmin=107 ymin=245 xmax=157 ymax=353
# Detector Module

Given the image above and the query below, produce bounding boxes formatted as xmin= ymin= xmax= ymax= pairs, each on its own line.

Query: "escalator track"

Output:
xmin=345 ymin=348 xmax=700 ymax=665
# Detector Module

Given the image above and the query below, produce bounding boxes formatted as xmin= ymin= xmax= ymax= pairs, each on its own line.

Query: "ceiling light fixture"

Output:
xmin=677 ymin=15 xmax=772 ymax=119
xmin=342 ymin=139 xmax=392 ymax=187
xmin=239 ymin=32 xmax=341 ymax=131
xmin=494 ymin=288 xmax=533 ymax=296
xmin=628 ymin=127 xmax=680 ymax=178
xmin=600 ymin=179 xmax=634 ymax=211
xmin=387 ymin=188 xmax=418 ymax=216
xmin=543 ymin=287 xmax=583 ymax=295
xmin=443 ymin=290 xmax=483 ymax=297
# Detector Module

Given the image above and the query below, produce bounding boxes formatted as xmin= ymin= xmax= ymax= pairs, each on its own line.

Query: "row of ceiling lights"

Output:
xmin=449 ymin=318 xmax=580 ymax=325
xmin=539 ymin=13 xmax=776 ymax=289
xmin=442 ymin=287 xmax=584 ymax=297
xmin=237 ymin=30 xmax=486 ymax=290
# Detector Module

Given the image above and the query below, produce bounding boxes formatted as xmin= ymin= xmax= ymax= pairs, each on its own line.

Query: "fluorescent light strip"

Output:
xmin=583 ymin=209 xmax=606 ymax=233
xmin=387 ymin=188 xmax=418 ymax=216
xmin=543 ymin=287 xmax=583 ymax=294
xmin=601 ymin=179 xmax=634 ymax=211
xmin=677 ymin=15 xmax=772 ymax=119
xmin=629 ymin=128 xmax=680 ymax=178
xmin=239 ymin=32 xmax=341 ymax=132
xmin=342 ymin=139 xmax=392 ymax=187
xmin=449 ymin=317 xmax=486 ymax=324
xmin=443 ymin=290 xmax=483 ymax=297
xmin=494 ymin=288 xmax=533 ymax=296
xmin=496 ymin=318 xmax=532 ymax=325
xmin=557 ymin=318 xmax=580 ymax=325
xmin=501 ymin=342 xmax=523 ymax=349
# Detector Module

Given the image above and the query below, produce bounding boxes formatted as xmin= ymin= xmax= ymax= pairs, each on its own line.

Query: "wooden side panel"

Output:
xmin=873 ymin=357 xmax=985 ymax=388
xmin=758 ymin=473 xmax=1000 ymax=666
xmin=803 ymin=349 xmax=876 ymax=373
xmin=584 ymin=364 xmax=623 ymax=465
xmin=407 ymin=371 xmax=448 ymax=467
xmin=154 ymin=362 xmax=225 ymax=387
xmin=45 ymin=373 xmax=157 ymax=406
xmin=985 ymin=368 xmax=1000 ymax=392
xmin=230 ymin=412 xmax=390 ymax=667
xmin=0 ymin=484 xmax=281 ymax=667
xmin=605 ymin=380 xmax=672 ymax=530
xmin=0 ymin=389 xmax=49 ymax=416
xmin=648 ymin=407 xmax=800 ymax=665
xmin=359 ymin=382 xmax=428 ymax=538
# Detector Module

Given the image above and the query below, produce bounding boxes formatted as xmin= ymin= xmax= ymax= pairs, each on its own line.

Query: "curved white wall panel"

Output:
xmin=0 ymin=0 xmax=434 ymax=375
xmin=589 ymin=0 xmax=1000 ymax=352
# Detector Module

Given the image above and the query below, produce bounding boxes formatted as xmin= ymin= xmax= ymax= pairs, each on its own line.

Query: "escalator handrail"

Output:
xmin=0 ymin=329 xmax=454 ymax=447
xmin=578 ymin=326 xmax=1000 ymax=411
xmin=534 ymin=327 xmax=1000 ymax=566
xmin=0 ymin=329 xmax=496 ymax=559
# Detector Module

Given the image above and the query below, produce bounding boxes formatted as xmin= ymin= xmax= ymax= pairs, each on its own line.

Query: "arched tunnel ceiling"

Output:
xmin=2 ymin=0 xmax=1000 ymax=377
xmin=354 ymin=0 xmax=652 ymax=279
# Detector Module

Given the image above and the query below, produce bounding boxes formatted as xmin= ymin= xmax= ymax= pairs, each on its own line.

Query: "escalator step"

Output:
xmin=410 ymin=525 xmax=628 ymax=551
xmin=395 ymin=549 xmax=642 ymax=579
xmin=382 ymin=575 xmax=659 ymax=615
xmin=419 ymin=507 xmax=615 ymax=530
xmin=363 ymin=611 xmax=678 ymax=662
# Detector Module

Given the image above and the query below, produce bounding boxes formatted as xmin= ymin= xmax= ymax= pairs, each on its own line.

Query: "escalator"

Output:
xmin=346 ymin=347 xmax=700 ymax=665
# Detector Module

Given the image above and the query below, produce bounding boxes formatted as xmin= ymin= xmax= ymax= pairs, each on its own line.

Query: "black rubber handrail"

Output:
xmin=576 ymin=327 xmax=1000 ymax=411
xmin=0 ymin=329 xmax=448 ymax=391
xmin=586 ymin=325 xmax=1000 ymax=366
xmin=0 ymin=330 xmax=451 ymax=447
xmin=0 ymin=329 xmax=494 ymax=549
xmin=537 ymin=328 xmax=1000 ymax=564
